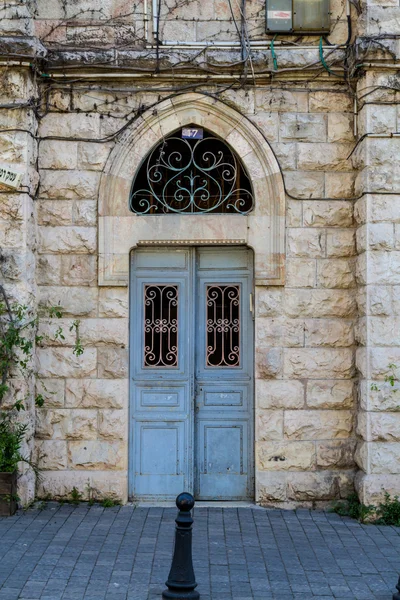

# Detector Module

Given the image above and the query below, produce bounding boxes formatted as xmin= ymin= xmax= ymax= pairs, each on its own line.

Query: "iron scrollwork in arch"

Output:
xmin=129 ymin=130 xmax=254 ymax=215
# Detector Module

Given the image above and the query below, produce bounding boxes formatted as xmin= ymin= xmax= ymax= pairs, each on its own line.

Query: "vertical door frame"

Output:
xmin=128 ymin=245 xmax=255 ymax=501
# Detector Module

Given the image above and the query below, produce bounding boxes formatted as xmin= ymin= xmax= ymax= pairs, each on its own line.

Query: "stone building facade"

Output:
xmin=0 ymin=0 xmax=399 ymax=507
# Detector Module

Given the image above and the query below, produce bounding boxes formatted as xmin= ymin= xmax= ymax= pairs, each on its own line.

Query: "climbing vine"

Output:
xmin=0 ymin=286 xmax=84 ymax=412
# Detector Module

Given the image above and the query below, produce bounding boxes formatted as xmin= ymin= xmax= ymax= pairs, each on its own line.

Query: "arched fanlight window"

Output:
xmin=129 ymin=126 xmax=254 ymax=215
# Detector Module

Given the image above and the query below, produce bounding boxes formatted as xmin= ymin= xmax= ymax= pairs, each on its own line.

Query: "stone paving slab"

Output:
xmin=0 ymin=504 xmax=399 ymax=600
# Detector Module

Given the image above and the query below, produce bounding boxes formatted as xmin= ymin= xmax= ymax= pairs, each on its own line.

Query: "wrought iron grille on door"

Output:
xmin=129 ymin=127 xmax=254 ymax=215
xmin=206 ymin=285 xmax=240 ymax=368
xmin=144 ymin=284 xmax=178 ymax=368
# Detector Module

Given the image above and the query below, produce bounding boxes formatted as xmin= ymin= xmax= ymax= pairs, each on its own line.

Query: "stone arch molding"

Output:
xmin=98 ymin=93 xmax=285 ymax=286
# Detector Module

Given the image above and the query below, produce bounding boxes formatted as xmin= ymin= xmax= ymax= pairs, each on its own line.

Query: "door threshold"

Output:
xmin=132 ymin=500 xmax=262 ymax=508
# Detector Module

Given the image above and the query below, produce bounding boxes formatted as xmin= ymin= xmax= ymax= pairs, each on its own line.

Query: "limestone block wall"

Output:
xmin=0 ymin=67 xmax=38 ymax=505
xmin=3 ymin=0 xmax=400 ymax=507
xmin=353 ymin=70 xmax=400 ymax=505
xmin=33 ymin=0 xmax=349 ymax=46
xmin=33 ymin=80 xmax=358 ymax=505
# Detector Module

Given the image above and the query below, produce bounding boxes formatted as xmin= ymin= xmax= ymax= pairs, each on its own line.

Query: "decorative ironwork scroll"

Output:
xmin=130 ymin=129 xmax=254 ymax=214
xmin=206 ymin=285 xmax=240 ymax=368
xmin=144 ymin=285 xmax=178 ymax=368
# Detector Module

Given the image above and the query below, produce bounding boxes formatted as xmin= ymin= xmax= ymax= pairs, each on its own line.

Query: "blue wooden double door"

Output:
xmin=130 ymin=246 xmax=254 ymax=500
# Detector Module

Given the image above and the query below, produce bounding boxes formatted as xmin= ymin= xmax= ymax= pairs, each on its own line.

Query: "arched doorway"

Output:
xmin=129 ymin=127 xmax=255 ymax=499
xmin=97 ymin=93 xmax=286 ymax=502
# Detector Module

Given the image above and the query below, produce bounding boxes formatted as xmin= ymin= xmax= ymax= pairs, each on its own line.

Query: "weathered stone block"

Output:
xmin=35 ymin=378 xmax=65 ymax=408
xmin=256 ymin=410 xmax=284 ymax=441
xmin=256 ymin=317 xmax=304 ymax=348
xmin=66 ymin=410 xmax=98 ymax=440
xmin=98 ymin=410 xmax=126 ymax=440
xmin=317 ymin=259 xmax=355 ymax=288
xmin=285 ymin=410 xmax=353 ymax=440
xmin=284 ymin=171 xmax=324 ymax=199
xmin=255 ymin=288 xmax=283 ymax=317
xmin=39 ymin=286 xmax=98 ymax=317
xmin=35 ymin=409 xmax=67 ymax=439
xmin=284 ymin=348 xmax=354 ymax=379
xmin=287 ymin=471 xmax=342 ymax=501
xmin=309 ymin=91 xmax=352 ymax=113
xmin=355 ymin=472 xmax=400 ymax=506
xmin=37 ymin=348 xmax=97 ymax=378
xmin=305 ymin=319 xmax=354 ymax=347
xmin=39 ymin=226 xmax=96 ymax=254
xmin=369 ymin=194 xmax=400 ymax=223
xmin=303 ymin=201 xmax=353 ymax=227
xmin=72 ymin=201 xmax=97 ymax=226
xmin=39 ymin=113 xmax=101 ymax=138
xmin=80 ymin=319 xmax=128 ymax=347
xmin=40 ymin=141 xmax=78 ymax=169
xmin=269 ymin=143 xmax=297 ymax=170
xmin=316 ymin=440 xmax=356 ymax=468
xmin=287 ymin=198 xmax=302 ymax=227
xmin=257 ymin=441 xmax=315 ymax=471
xmin=248 ymin=112 xmax=279 ymax=142
xmin=359 ymin=223 xmax=395 ymax=252
xmin=326 ymin=229 xmax=355 ymax=257
xmin=97 ymin=348 xmax=129 ymax=379
xmin=256 ymin=471 xmax=287 ymax=502
xmin=358 ymin=442 xmax=400 ymax=474
xmin=279 ymin=113 xmax=326 ymax=142
xmin=256 ymin=348 xmax=283 ymax=379
xmin=307 ymin=379 xmax=354 ymax=409
xmin=325 ymin=172 xmax=355 ymax=199
xmin=286 ymin=258 xmax=316 ymax=287
xmin=256 ymin=89 xmax=308 ymax=112
xmin=256 ymin=379 xmax=304 ymax=409
xmin=287 ymin=229 xmax=326 ymax=257
xmin=36 ymin=409 xmax=98 ymax=440
xmin=37 ymin=470 xmax=128 ymax=503
xmin=77 ymin=141 xmax=112 ymax=170
xmin=39 ymin=170 xmax=100 ymax=199
xmin=0 ymin=194 xmax=25 ymax=221
xmin=38 ymin=201 xmax=73 ymax=226
xmin=285 ymin=289 xmax=357 ymax=318
xmin=368 ymin=413 xmax=400 ymax=441
xmin=369 ymin=316 xmax=400 ymax=346
xmin=68 ymin=440 xmax=126 ymax=470
xmin=327 ymin=113 xmax=354 ymax=143
xmin=35 ymin=440 xmax=67 ymax=470
xmin=99 ymin=288 xmax=129 ymax=317
xmin=298 ymin=144 xmax=352 ymax=171
xmin=66 ymin=379 xmax=128 ymax=409
xmin=60 ymin=255 xmax=97 ymax=286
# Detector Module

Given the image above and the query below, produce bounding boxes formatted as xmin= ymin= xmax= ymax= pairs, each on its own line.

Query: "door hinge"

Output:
xmin=250 ymin=292 xmax=254 ymax=318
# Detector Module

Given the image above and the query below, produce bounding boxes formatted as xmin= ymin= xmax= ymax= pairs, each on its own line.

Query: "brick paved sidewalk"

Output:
xmin=0 ymin=504 xmax=399 ymax=600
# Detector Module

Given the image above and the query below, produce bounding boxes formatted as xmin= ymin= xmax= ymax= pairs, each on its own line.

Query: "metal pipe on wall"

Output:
xmin=143 ymin=0 xmax=149 ymax=42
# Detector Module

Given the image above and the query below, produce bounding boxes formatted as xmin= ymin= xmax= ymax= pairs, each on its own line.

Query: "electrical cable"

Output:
xmin=271 ymin=35 xmax=278 ymax=71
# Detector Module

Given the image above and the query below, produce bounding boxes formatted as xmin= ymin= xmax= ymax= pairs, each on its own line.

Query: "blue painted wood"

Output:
xmin=130 ymin=248 xmax=194 ymax=500
xmin=195 ymin=248 xmax=254 ymax=500
xmin=129 ymin=247 xmax=253 ymax=501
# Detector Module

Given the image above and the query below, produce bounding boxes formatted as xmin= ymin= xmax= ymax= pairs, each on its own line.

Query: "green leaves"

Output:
xmin=0 ymin=412 xmax=28 ymax=472
xmin=69 ymin=320 xmax=84 ymax=357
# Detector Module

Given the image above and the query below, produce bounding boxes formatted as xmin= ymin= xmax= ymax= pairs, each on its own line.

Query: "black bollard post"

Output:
xmin=393 ymin=575 xmax=400 ymax=600
xmin=162 ymin=492 xmax=200 ymax=600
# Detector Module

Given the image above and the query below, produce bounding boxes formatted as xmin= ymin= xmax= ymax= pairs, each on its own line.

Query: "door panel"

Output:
xmin=130 ymin=246 xmax=253 ymax=501
xmin=130 ymin=248 xmax=193 ymax=499
xmin=198 ymin=421 xmax=248 ymax=499
xmin=195 ymin=248 xmax=253 ymax=500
